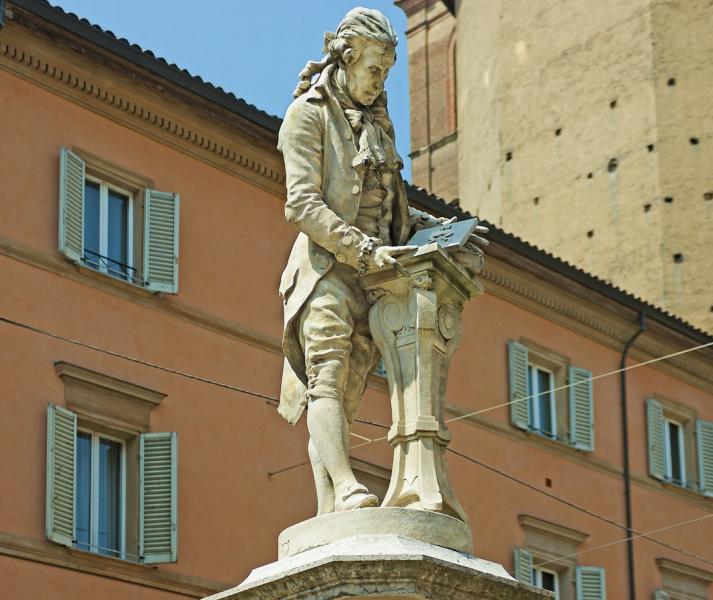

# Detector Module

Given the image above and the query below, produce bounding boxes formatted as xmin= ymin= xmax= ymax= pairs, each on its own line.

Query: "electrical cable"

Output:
xmin=532 ymin=513 xmax=713 ymax=570
xmin=3 ymin=314 xmax=712 ymax=567
xmin=447 ymin=447 xmax=713 ymax=568
xmin=0 ymin=315 xmax=280 ymax=406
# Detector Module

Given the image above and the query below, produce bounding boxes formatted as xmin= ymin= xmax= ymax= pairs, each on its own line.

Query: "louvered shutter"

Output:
xmin=46 ymin=404 xmax=76 ymax=547
xmin=654 ymin=590 xmax=670 ymax=600
xmin=144 ymin=190 xmax=180 ymax=293
xmin=58 ymin=147 xmax=85 ymax=263
xmin=140 ymin=432 xmax=177 ymax=563
xmin=508 ymin=341 xmax=530 ymax=430
xmin=569 ymin=366 xmax=594 ymax=451
xmin=576 ymin=566 xmax=606 ymax=600
xmin=696 ymin=419 xmax=713 ymax=496
xmin=646 ymin=399 xmax=666 ymax=480
xmin=513 ymin=547 xmax=534 ymax=585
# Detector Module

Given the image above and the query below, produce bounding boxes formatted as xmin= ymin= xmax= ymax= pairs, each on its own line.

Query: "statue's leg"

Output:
xmin=301 ymin=268 xmax=377 ymax=512
xmin=308 ymin=438 xmax=335 ymax=515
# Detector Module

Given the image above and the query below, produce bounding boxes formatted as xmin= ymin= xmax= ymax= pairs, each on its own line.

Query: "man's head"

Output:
xmin=329 ymin=8 xmax=397 ymax=105
xmin=341 ymin=38 xmax=395 ymax=106
xmin=293 ymin=8 xmax=398 ymax=102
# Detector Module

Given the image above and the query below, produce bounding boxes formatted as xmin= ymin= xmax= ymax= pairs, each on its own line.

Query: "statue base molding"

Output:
xmin=205 ymin=534 xmax=551 ymax=600
xmin=278 ymin=507 xmax=473 ymax=558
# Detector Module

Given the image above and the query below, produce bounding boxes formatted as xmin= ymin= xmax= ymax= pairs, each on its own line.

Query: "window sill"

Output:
xmin=0 ymin=532 xmax=224 ymax=597
xmin=522 ymin=428 xmax=589 ymax=454
xmin=64 ymin=256 xmax=155 ymax=298
xmin=658 ymin=478 xmax=709 ymax=500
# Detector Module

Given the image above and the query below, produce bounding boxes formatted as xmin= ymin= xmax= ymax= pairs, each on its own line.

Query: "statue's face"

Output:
xmin=344 ymin=42 xmax=395 ymax=106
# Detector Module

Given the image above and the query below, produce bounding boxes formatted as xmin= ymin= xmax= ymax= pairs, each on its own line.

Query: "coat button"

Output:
xmin=342 ymin=235 xmax=353 ymax=246
xmin=352 ymin=185 xmax=360 ymax=195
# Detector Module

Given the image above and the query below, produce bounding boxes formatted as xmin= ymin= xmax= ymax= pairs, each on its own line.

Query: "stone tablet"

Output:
xmin=407 ymin=217 xmax=481 ymax=250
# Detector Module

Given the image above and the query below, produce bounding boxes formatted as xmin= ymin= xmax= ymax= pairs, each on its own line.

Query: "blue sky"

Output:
xmin=52 ymin=1 xmax=413 ymax=180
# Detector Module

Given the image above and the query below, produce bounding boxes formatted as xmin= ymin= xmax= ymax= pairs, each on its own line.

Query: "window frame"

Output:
xmin=75 ymin=426 xmax=127 ymax=560
xmin=663 ymin=417 xmax=686 ymax=486
xmin=83 ymin=174 xmax=135 ymax=282
xmin=518 ymin=339 xmax=571 ymax=444
xmin=648 ymin=396 xmax=698 ymax=491
xmin=533 ymin=566 xmax=560 ymax=599
xmin=529 ymin=364 xmax=557 ymax=439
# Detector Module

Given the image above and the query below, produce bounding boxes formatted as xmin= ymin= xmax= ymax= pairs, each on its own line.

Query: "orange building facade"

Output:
xmin=1 ymin=2 xmax=712 ymax=599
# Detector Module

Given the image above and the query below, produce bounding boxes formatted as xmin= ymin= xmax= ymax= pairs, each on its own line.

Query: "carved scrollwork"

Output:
xmin=381 ymin=297 xmax=407 ymax=333
xmin=437 ymin=304 xmax=461 ymax=340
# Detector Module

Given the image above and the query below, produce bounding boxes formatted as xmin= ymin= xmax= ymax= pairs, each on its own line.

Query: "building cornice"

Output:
xmin=0 ymin=9 xmax=285 ymax=196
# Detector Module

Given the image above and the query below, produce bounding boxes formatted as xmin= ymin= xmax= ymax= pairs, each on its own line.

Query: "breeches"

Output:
xmin=298 ymin=263 xmax=377 ymax=424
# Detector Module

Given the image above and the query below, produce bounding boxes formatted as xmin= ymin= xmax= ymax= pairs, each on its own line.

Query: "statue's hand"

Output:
xmin=371 ymin=245 xmax=417 ymax=271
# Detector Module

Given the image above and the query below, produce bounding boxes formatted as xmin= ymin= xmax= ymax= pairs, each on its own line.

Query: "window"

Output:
xmin=646 ymin=398 xmax=713 ymax=495
xmin=75 ymin=429 xmax=126 ymax=558
xmin=514 ymin=515 xmax=591 ymax=600
xmin=83 ymin=177 xmax=134 ymax=283
xmin=529 ymin=365 xmax=556 ymax=439
xmin=58 ymin=146 xmax=180 ymax=293
xmin=508 ymin=340 xmax=594 ymax=451
xmin=47 ymin=363 xmax=177 ymax=563
xmin=664 ymin=418 xmax=685 ymax=486
xmin=533 ymin=566 xmax=559 ymax=598
xmin=374 ymin=358 xmax=387 ymax=378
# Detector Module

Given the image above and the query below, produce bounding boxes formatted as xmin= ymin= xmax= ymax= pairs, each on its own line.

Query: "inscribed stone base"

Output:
xmin=205 ymin=535 xmax=553 ymax=600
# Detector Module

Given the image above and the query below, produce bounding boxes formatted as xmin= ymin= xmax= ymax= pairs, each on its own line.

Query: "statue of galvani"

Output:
xmin=277 ymin=8 xmax=487 ymax=515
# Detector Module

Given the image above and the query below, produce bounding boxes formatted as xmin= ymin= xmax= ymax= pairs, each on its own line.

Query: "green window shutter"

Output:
xmin=654 ymin=590 xmax=671 ymax=600
xmin=58 ymin=146 xmax=85 ymax=263
xmin=144 ymin=190 xmax=180 ymax=294
xmin=513 ymin=547 xmax=533 ymax=585
xmin=576 ymin=566 xmax=606 ymax=600
xmin=508 ymin=341 xmax=530 ymax=430
xmin=646 ymin=398 xmax=666 ymax=480
xmin=569 ymin=366 xmax=594 ymax=451
xmin=140 ymin=432 xmax=177 ymax=564
xmin=696 ymin=419 xmax=713 ymax=497
xmin=46 ymin=403 xmax=76 ymax=547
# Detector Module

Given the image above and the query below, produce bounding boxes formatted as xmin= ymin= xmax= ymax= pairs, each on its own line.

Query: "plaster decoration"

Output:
xmin=276 ymin=7 xmax=487 ymax=520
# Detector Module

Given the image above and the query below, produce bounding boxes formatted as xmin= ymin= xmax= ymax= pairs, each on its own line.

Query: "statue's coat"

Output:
xmin=277 ymin=65 xmax=411 ymax=425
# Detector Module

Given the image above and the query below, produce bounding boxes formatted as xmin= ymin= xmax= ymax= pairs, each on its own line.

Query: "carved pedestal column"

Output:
xmin=362 ymin=243 xmax=483 ymax=523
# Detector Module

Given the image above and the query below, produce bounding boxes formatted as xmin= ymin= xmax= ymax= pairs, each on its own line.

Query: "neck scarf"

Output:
xmin=332 ymin=68 xmax=403 ymax=176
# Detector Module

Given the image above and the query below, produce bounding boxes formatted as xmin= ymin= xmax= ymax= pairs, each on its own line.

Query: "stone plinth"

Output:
xmin=278 ymin=507 xmax=473 ymax=558
xmin=206 ymin=535 xmax=552 ymax=600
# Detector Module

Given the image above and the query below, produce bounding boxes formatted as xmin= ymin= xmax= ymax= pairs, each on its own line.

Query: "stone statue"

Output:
xmin=277 ymin=7 xmax=487 ymax=516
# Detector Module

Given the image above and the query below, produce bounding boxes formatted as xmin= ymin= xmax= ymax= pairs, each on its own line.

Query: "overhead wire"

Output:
xmin=447 ymin=447 xmax=713 ymax=568
xmin=2 ymin=313 xmax=713 ymax=568
xmin=532 ymin=513 xmax=713 ymax=570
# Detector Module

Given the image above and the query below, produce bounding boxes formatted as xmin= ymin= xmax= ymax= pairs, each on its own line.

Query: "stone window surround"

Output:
xmin=519 ymin=337 xmax=571 ymax=444
xmin=656 ymin=557 xmax=713 ymax=600
xmin=54 ymin=361 xmax=166 ymax=561
xmin=55 ymin=360 xmax=165 ymax=434
xmin=519 ymin=514 xmax=589 ymax=600
xmin=653 ymin=395 xmax=699 ymax=492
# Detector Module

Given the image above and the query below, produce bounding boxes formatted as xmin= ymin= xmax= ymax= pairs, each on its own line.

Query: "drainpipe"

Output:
xmin=620 ymin=311 xmax=645 ymax=600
